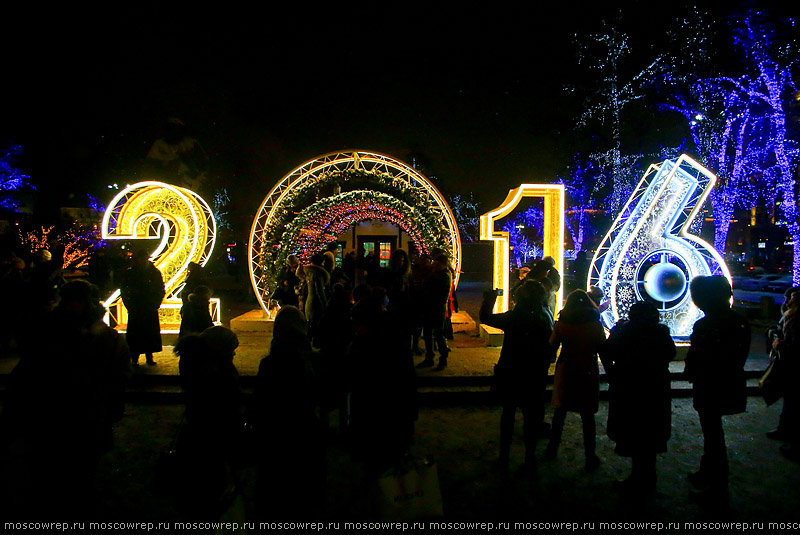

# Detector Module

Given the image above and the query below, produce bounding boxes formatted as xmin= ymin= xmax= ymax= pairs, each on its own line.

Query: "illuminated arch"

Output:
xmin=284 ymin=191 xmax=438 ymax=259
xmin=480 ymin=184 xmax=565 ymax=314
xmin=250 ymin=151 xmax=462 ymax=314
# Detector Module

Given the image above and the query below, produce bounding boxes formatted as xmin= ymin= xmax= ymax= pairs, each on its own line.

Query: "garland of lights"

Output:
xmin=263 ymin=169 xmax=430 ymax=247
xmin=262 ymin=169 xmax=449 ymax=283
xmin=250 ymin=151 xmax=463 ymax=316
xmin=274 ymin=190 xmax=448 ymax=272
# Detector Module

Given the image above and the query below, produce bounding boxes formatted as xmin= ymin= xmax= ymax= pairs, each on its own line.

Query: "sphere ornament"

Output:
xmin=636 ymin=251 xmax=690 ymax=308
xmin=643 ymin=263 xmax=687 ymax=302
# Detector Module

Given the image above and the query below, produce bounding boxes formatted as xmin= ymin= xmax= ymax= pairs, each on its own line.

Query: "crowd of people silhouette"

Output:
xmin=0 ymin=243 xmax=796 ymax=521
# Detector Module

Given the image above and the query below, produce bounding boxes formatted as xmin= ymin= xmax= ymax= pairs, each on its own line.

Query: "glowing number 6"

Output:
xmin=101 ymin=181 xmax=219 ymax=333
xmin=588 ymin=154 xmax=731 ymax=341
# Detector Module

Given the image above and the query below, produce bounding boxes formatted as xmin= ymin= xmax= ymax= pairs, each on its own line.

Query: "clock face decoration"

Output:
xmin=588 ymin=155 xmax=731 ymax=342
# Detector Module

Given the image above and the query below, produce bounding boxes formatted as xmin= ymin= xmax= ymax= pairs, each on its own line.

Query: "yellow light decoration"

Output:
xmin=101 ymin=181 xmax=219 ymax=333
xmin=249 ymin=150 xmax=462 ymax=317
xmin=480 ymin=184 xmax=565 ymax=314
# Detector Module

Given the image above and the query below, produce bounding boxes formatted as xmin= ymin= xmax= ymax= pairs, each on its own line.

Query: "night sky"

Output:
xmin=2 ymin=1 xmax=792 ymax=238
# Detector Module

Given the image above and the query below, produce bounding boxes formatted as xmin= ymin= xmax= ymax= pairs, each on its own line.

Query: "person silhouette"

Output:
xmin=600 ymin=301 xmax=676 ymax=496
xmin=546 ymin=290 xmax=606 ymax=472
xmin=120 ymin=248 xmax=164 ymax=366
xmin=684 ymin=275 xmax=749 ymax=506
xmin=481 ymin=280 xmax=554 ymax=474
xmin=174 ymin=326 xmax=242 ymax=519
xmin=250 ymin=306 xmax=325 ymax=519
xmin=3 ymin=280 xmax=130 ymax=519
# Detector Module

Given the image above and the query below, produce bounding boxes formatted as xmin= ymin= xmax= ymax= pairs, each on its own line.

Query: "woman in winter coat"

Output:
xmin=302 ymin=254 xmax=330 ymax=346
xmin=685 ymin=275 xmax=749 ymax=504
xmin=765 ymin=287 xmax=800 ymax=447
xmin=348 ymin=289 xmax=418 ymax=473
xmin=250 ymin=306 xmax=324 ymax=520
xmin=480 ymin=280 xmax=554 ymax=473
xmin=3 ymin=280 xmax=130 ymax=519
xmin=174 ymin=326 xmax=242 ymax=519
xmin=546 ymin=289 xmax=606 ymax=471
xmin=120 ymin=248 xmax=165 ymax=366
xmin=600 ymin=301 xmax=676 ymax=495
xmin=178 ymin=285 xmax=214 ymax=339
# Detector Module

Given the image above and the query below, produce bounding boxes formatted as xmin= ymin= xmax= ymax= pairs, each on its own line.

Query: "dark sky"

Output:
xmin=2 ymin=1 xmax=790 ymax=233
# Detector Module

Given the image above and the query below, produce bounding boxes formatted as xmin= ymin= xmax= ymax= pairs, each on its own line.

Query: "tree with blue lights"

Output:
xmin=660 ymin=11 xmax=800 ymax=280
xmin=660 ymin=79 xmax=759 ymax=253
xmin=727 ymin=13 xmax=800 ymax=282
xmin=504 ymin=206 xmax=544 ymax=268
xmin=448 ymin=193 xmax=480 ymax=242
xmin=557 ymin=155 xmax=606 ymax=254
xmin=571 ymin=14 xmax=667 ymax=214
xmin=0 ymin=144 xmax=35 ymax=211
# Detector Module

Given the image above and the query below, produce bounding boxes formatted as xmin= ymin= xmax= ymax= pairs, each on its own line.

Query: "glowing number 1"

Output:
xmin=588 ymin=154 xmax=731 ymax=341
xmin=101 ymin=181 xmax=220 ymax=333
xmin=480 ymin=184 xmax=565 ymax=314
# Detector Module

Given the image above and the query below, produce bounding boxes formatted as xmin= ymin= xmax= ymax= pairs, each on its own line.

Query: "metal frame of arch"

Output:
xmin=249 ymin=150 xmax=462 ymax=316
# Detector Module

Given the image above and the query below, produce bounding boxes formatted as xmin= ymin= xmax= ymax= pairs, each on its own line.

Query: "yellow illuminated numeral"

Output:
xmin=588 ymin=155 xmax=731 ymax=341
xmin=480 ymin=184 xmax=565 ymax=314
xmin=101 ymin=181 xmax=220 ymax=333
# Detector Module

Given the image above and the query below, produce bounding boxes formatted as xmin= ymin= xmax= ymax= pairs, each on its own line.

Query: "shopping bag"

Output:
xmin=759 ymin=349 xmax=783 ymax=406
xmin=374 ymin=456 xmax=444 ymax=520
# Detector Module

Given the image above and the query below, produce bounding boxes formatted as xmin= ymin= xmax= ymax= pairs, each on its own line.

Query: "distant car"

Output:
xmin=737 ymin=274 xmax=791 ymax=292
xmin=762 ymin=277 xmax=794 ymax=294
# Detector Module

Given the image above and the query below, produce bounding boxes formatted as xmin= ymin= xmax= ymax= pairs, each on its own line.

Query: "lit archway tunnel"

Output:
xmin=249 ymin=151 xmax=462 ymax=315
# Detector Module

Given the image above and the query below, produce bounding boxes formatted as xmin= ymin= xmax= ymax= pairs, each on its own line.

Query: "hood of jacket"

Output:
xmin=303 ymin=263 xmax=330 ymax=285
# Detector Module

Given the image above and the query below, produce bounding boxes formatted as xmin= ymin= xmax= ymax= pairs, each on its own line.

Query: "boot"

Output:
xmin=416 ymin=357 xmax=435 ymax=368
xmin=435 ymin=355 xmax=448 ymax=371
xmin=545 ymin=410 xmax=565 ymax=460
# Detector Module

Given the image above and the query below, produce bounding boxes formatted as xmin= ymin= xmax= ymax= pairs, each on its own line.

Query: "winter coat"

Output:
xmin=120 ymin=262 xmax=165 ymax=354
xmin=252 ymin=334 xmax=320 ymax=454
xmin=302 ymin=264 xmax=330 ymax=328
xmin=348 ymin=305 xmax=418 ymax=465
xmin=5 ymin=311 xmax=130 ymax=457
xmin=481 ymin=302 xmax=554 ymax=403
xmin=251 ymin=334 xmax=324 ymax=517
xmin=422 ymin=267 xmax=452 ymax=323
xmin=550 ymin=311 xmax=606 ymax=413
xmin=685 ymin=308 xmax=749 ymax=415
xmin=179 ymin=293 xmax=214 ymax=338
xmin=274 ymin=264 xmax=300 ymax=308
xmin=179 ymin=355 xmax=242 ymax=456
xmin=600 ymin=319 xmax=676 ymax=456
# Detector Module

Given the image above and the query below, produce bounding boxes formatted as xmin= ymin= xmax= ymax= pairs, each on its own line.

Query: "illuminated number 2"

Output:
xmin=101 ymin=181 xmax=219 ymax=333
xmin=588 ymin=155 xmax=731 ymax=341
